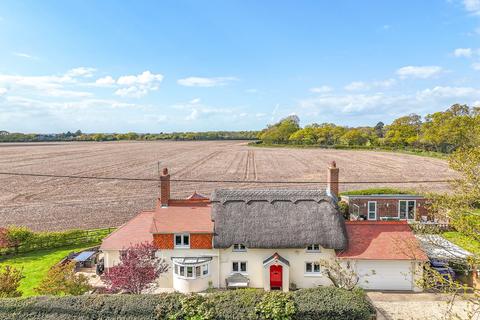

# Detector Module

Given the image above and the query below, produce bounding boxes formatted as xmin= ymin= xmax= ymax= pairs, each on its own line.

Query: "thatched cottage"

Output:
xmin=100 ymin=163 xmax=427 ymax=293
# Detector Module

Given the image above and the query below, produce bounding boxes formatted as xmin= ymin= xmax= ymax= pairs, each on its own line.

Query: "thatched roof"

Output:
xmin=211 ymin=189 xmax=348 ymax=250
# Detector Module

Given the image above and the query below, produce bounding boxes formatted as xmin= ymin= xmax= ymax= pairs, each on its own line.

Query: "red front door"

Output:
xmin=270 ymin=265 xmax=283 ymax=289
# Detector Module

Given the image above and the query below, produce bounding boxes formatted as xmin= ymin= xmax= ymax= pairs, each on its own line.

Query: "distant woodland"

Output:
xmin=257 ymin=104 xmax=480 ymax=154
xmin=1 ymin=104 xmax=479 ymax=154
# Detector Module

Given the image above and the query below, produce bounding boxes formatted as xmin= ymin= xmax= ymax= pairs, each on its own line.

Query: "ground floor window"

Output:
xmin=232 ymin=261 xmax=247 ymax=273
xmin=399 ymin=200 xmax=416 ymax=220
xmin=172 ymin=257 xmax=212 ymax=280
xmin=305 ymin=262 xmax=321 ymax=274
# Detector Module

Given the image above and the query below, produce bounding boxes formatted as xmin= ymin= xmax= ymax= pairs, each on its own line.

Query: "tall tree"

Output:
xmin=384 ymin=114 xmax=422 ymax=147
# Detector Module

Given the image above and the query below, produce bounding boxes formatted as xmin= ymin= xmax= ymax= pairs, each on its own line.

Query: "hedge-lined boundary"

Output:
xmin=0 ymin=227 xmax=115 ymax=256
xmin=0 ymin=287 xmax=376 ymax=320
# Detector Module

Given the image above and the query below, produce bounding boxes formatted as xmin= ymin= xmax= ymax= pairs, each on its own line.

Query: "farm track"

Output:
xmin=0 ymin=141 xmax=456 ymax=231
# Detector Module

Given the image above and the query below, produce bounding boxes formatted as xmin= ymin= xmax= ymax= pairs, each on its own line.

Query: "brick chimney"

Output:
xmin=160 ymin=167 xmax=170 ymax=207
xmin=327 ymin=161 xmax=339 ymax=199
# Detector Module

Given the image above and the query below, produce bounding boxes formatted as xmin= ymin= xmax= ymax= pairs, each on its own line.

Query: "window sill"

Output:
xmin=230 ymin=272 xmax=248 ymax=276
xmin=304 ymin=273 xmax=322 ymax=277
xmin=174 ymin=246 xmax=191 ymax=249
xmin=305 ymin=251 xmax=321 ymax=253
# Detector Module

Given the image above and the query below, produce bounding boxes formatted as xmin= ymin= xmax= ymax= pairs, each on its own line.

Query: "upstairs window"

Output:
xmin=368 ymin=201 xmax=377 ymax=220
xmin=233 ymin=244 xmax=247 ymax=252
xmin=174 ymin=233 xmax=190 ymax=248
xmin=232 ymin=261 xmax=247 ymax=273
xmin=306 ymin=244 xmax=320 ymax=252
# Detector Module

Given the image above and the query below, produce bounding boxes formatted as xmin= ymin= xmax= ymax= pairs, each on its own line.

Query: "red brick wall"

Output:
xmin=153 ymin=234 xmax=174 ymax=249
xmin=345 ymin=198 xmax=429 ymax=221
xmin=191 ymin=234 xmax=213 ymax=249
xmin=153 ymin=233 xmax=212 ymax=249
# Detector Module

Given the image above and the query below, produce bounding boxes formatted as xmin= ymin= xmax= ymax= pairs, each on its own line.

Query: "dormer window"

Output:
xmin=233 ymin=244 xmax=247 ymax=252
xmin=306 ymin=244 xmax=320 ymax=252
xmin=174 ymin=233 xmax=190 ymax=248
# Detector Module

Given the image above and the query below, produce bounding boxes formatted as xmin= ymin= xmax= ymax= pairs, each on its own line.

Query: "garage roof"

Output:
xmin=338 ymin=221 xmax=428 ymax=261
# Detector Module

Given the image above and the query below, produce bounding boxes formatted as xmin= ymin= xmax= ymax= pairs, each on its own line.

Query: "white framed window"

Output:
xmin=368 ymin=201 xmax=377 ymax=220
xmin=174 ymin=233 xmax=190 ymax=248
xmin=233 ymin=244 xmax=247 ymax=252
xmin=173 ymin=263 xmax=210 ymax=279
xmin=306 ymin=244 xmax=321 ymax=252
xmin=305 ymin=262 xmax=321 ymax=275
xmin=202 ymin=264 xmax=209 ymax=276
xmin=232 ymin=261 xmax=247 ymax=273
xmin=399 ymin=200 xmax=416 ymax=220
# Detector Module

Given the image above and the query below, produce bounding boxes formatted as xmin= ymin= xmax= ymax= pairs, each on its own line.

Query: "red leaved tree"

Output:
xmin=102 ymin=241 xmax=168 ymax=294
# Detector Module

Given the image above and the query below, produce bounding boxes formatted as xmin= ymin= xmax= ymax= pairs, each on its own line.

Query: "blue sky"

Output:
xmin=0 ymin=0 xmax=479 ymax=133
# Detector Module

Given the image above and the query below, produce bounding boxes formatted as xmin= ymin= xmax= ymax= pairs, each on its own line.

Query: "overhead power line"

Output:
xmin=0 ymin=171 xmax=455 ymax=184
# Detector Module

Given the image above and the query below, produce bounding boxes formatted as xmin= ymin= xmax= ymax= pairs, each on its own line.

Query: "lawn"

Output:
xmin=443 ymin=231 xmax=480 ymax=256
xmin=0 ymin=244 xmax=95 ymax=296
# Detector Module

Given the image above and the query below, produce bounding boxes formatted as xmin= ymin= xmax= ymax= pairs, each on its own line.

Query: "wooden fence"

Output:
xmin=0 ymin=227 xmax=115 ymax=257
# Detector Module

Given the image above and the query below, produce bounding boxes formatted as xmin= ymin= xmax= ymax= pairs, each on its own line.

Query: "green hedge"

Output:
xmin=0 ymin=227 xmax=114 ymax=256
xmin=293 ymin=287 xmax=376 ymax=320
xmin=0 ymin=287 xmax=375 ymax=320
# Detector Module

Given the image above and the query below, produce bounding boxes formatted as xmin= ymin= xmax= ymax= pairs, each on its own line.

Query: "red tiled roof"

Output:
xmin=100 ymin=211 xmax=154 ymax=250
xmin=337 ymin=221 xmax=428 ymax=261
xmin=150 ymin=203 xmax=213 ymax=234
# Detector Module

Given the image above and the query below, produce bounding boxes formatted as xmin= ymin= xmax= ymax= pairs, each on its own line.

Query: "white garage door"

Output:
xmin=355 ymin=260 xmax=413 ymax=291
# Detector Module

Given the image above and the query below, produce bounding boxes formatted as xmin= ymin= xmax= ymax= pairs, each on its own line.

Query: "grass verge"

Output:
xmin=442 ymin=231 xmax=480 ymax=256
xmin=0 ymin=244 xmax=96 ymax=297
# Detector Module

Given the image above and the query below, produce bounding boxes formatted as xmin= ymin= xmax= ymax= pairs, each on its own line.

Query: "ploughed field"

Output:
xmin=0 ymin=141 xmax=456 ymax=231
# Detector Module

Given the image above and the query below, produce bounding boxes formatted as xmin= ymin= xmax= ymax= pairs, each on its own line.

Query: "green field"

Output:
xmin=0 ymin=245 xmax=95 ymax=297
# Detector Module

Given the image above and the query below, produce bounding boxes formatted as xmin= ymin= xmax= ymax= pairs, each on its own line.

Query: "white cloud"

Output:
xmin=114 ymin=71 xmax=164 ymax=98
xmin=189 ymin=98 xmax=201 ymax=104
xmin=117 ymin=71 xmax=163 ymax=86
xmin=344 ymin=79 xmax=396 ymax=91
xmin=396 ymin=66 xmax=443 ymax=79
xmin=472 ymin=62 xmax=480 ymax=70
xmin=245 ymin=88 xmax=259 ymax=93
xmin=66 ymin=67 xmax=96 ymax=78
xmin=177 ymin=76 xmax=238 ymax=87
xmin=0 ymin=72 xmax=92 ymax=98
xmin=310 ymin=86 xmax=333 ymax=93
xmin=0 ymin=88 xmax=7 ymax=96
xmin=299 ymin=85 xmax=480 ymax=120
xmin=463 ymin=0 xmax=480 ymax=14
xmin=95 ymin=76 xmax=115 ymax=86
xmin=344 ymin=81 xmax=369 ymax=91
xmin=12 ymin=52 xmax=38 ymax=60
xmin=453 ymin=48 xmax=473 ymax=57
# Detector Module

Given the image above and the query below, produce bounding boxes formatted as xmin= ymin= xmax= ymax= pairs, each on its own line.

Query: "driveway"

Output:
xmin=367 ymin=292 xmax=478 ymax=320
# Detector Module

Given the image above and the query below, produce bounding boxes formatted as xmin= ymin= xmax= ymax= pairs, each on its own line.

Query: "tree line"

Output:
xmin=0 ymin=130 xmax=259 ymax=142
xmin=258 ymin=104 xmax=480 ymax=153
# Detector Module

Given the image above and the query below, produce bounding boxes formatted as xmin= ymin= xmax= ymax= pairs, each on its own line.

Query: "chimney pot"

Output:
xmin=160 ymin=167 xmax=170 ymax=207
xmin=327 ymin=161 xmax=340 ymax=199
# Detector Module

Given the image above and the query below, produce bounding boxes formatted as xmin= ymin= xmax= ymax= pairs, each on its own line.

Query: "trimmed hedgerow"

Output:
xmin=293 ymin=287 xmax=376 ymax=320
xmin=0 ymin=287 xmax=375 ymax=320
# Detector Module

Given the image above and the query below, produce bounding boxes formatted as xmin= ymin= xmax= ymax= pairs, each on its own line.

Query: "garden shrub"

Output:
xmin=0 ymin=265 xmax=24 ymax=298
xmin=255 ymin=291 xmax=296 ymax=320
xmin=35 ymin=261 xmax=91 ymax=296
xmin=206 ymin=289 xmax=264 ymax=320
xmin=293 ymin=287 xmax=375 ymax=320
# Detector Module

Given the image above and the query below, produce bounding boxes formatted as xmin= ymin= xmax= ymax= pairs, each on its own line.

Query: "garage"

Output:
xmin=337 ymin=221 xmax=428 ymax=292
xmin=355 ymin=260 xmax=414 ymax=290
